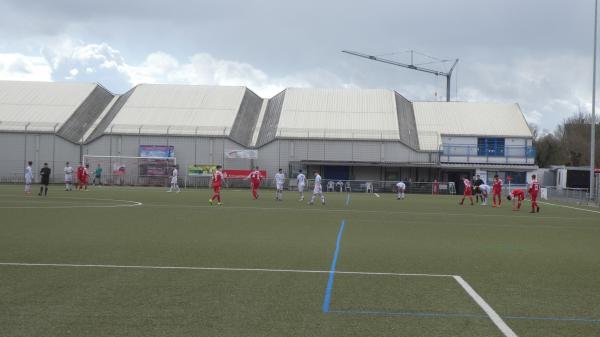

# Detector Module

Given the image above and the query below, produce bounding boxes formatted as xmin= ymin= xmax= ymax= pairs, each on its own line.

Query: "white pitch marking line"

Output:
xmin=141 ymin=202 xmax=587 ymax=221
xmin=539 ymin=201 xmax=600 ymax=214
xmin=0 ymin=262 xmax=454 ymax=278
xmin=0 ymin=197 xmax=142 ymax=209
xmin=374 ymin=193 xmax=380 ymax=198
xmin=454 ymin=275 xmax=518 ymax=337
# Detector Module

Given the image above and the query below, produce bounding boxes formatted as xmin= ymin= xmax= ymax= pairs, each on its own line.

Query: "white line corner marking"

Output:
xmin=0 ymin=262 xmax=517 ymax=336
xmin=454 ymin=275 xmax=518 ymax=337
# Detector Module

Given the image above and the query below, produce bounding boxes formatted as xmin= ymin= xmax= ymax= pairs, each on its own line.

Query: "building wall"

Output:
xmin=84 ymin=134 xmax=254 ymax=176
xmin=1 ymin=130 xmax=535 ymax=185
xmin=0 ymin=132 xmax=80 ymax=183
xmin=255 ymin=138 xmax=432 ymax=177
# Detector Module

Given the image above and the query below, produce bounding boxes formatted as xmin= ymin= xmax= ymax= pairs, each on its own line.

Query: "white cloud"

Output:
xmin=0 ymin=53 xmax=52 ymax=81
xmin=2 ymin=37 xmax=350 ymax=97
xmin=122 ymin=51 xmax=347 ymax=97
xmin=0 ymin=37 xmax=596 ymax=131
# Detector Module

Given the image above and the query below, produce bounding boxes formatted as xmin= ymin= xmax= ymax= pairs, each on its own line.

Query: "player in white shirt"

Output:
xmin=308 ymin=171 xmax=325 ymax=205
xmin=167 ymin=166 xmax=180 ymax=193
xmin=396 ymin=181 xmax=406 ymax=200
xmin=24 ymin=161 xmax=33 ymax=194
xmin=296 ymin=169 xmax=307 ymax=201
xmin=274 ymin=168 xmax=285 ymax=201
xmin=479 ymin=184 xmax=491 ymax=206
xmin=64 ymin=162 xmax=74 ymax=191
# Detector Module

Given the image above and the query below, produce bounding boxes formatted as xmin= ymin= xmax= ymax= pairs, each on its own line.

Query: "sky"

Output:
xmin=0 ymin=0 xmax=596 ymax=132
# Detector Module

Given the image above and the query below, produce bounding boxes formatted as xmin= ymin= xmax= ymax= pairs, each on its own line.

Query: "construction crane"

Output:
xmin=342 ymin=50 xmax=459 ymax=101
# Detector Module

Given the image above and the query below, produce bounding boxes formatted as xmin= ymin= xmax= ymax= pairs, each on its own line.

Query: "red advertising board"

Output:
xmin=223 ymin=170 xmax=267 ymax=179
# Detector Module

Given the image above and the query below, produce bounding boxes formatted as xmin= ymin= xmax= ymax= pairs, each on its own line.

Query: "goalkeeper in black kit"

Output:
xmin=39 ymin=163 xmax=51 ymax=196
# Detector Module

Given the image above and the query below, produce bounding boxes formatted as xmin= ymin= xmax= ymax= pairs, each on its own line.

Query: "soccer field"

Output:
xmin=1 ymin=185 xmax=599 ymax=337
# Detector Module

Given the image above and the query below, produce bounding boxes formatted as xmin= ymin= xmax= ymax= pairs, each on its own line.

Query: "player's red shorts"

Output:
xmin=464 ymin=187 xmax=472 ymax=196
xmin=252 ymin=181 xmax=260 ymax=188
xmin=213 ymin=185 xmax=221 ymax=193
xmin=81 ymin=177 xmax=89 ymax=184
xmin=530 ymin=192 xmax=538 ymax=200
xmin=492 ymin=188 xmax=501 ymax=195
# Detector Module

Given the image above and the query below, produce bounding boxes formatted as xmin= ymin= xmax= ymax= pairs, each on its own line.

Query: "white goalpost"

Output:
xmin=82 ymin=155 xmax=177 ymax=186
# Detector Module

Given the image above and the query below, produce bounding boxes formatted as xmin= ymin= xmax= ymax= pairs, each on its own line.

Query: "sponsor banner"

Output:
xmin=223 ymin=170 xmax=267 ymax=179
xmin=225 ymin=149 xmax=258 ymax=159
xmin=140 ymin=145 xmax=175 ymax=158
xmin=188 ymin=164 xmax=217 ymax=177
xmin=112 ymin=164 xmax=126 ymax=175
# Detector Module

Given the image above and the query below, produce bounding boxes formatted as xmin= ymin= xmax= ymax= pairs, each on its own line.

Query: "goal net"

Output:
xmin=83 ymin=155 xmax=177 ymax=186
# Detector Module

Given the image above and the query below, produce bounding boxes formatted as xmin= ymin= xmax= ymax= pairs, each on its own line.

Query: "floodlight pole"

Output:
xmin=591 ymin=0 xmax=598 ymax=201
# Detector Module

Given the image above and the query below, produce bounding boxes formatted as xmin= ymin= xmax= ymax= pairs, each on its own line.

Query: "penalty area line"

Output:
xmin=454 ymin=275 xmax=518 ymax=337
xmin=0 ymin=262 xmax=454 ymax=278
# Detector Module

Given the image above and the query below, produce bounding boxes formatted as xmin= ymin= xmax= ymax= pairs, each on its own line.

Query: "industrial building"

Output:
xmin=0 ymin=80 xmax=536 ymax=190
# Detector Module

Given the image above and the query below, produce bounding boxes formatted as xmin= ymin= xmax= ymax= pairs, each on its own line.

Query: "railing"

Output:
xmin=185 ymin=178 xmax=455 ymax=194
xmin=543 ymin=186 xmax=598 ymax=206
xmin=440 ymin=144 xmax=536 ymax=164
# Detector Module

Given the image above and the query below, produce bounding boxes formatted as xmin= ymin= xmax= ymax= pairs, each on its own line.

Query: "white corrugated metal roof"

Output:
xmin=413 ymin=102 xmax=533 ymax=151
xmin=0 ymin=81 xmax=97 ymax=131
xmin=276 ymin=88 xmax=400 ymax=140
xmin=106 ymin=84 xmax=246 ymax=135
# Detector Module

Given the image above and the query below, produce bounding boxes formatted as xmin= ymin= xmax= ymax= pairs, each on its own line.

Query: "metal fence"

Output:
xmin=543 ymin=186 xmax=599 ymax=207
xmin=440 ymin=144 xmax=536 ymax=164
xmin=184 ymin=178 xmax=455 ymax=195
xmin=504 ymin=184 xmax=599 ymax=207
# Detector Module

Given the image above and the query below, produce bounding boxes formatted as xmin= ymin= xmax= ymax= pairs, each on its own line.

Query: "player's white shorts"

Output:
xmin=298 ymin=184 xmax=305 ymax=192
xmin=25 ymin=177 xmax=32 ymax=185
xmin=276 ymin=183 xmax=284 ymax=191
xmin=171 ymin=176 xmax=178 ymax=184
xmin=65 ymin=174 xmax=72 ymax=183
xmin=313 ymin=184 xmax=322 ymax=194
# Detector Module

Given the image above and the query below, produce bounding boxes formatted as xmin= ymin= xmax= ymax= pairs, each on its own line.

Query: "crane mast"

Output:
xmin=342 ymin=50 xmax=459 ymax=101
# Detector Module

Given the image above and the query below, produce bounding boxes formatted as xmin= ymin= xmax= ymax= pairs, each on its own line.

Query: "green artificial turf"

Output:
xmin=0 ymin=185 xmax=599 ymax=336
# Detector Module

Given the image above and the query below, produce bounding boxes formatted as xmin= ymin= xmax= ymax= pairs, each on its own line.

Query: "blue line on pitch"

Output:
xmin=330 ymin=309 xmax=600 ymax=324
xmin=503 ymin=315 xmax=600 ymax=324
xmin=322 ymin=219 xmax=346 ymax=313
xmin=330 ymin=309 xmax=485 ymax=319
xmin=345 ymin=193 xmax=351 ymax=207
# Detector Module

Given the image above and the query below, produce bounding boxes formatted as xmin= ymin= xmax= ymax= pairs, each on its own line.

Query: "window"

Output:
xmin=477 ymin=138 xmax=505 ymax=157
xmin=505 ymin=171 xmax=526 ymax=184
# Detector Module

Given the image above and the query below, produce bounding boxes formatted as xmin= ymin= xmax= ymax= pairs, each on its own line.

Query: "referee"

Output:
xmin=38 ymin=163 xmax=51 ymax=196
xmin=473 ymin=174 xmax=485 ymax=203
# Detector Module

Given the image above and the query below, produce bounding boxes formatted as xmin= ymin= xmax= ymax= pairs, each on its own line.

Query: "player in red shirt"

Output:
xmin=209 ymin=165 xmax=223 ymax=206
xmin=459 ymin=177 xmax=474 ymax=206
xmin=80 ymin=164 xmax=90 ymax=190
xmin=76 ymin=162 xmax=85 ymax=190
xmin=528 ymin=174 xmax=540 ymax=213
xmin=246 ymin=166 xmax=262 ymax=200
xmin=507 ymin=189 xmax=525 ymax=211
xmin=492 ymin=175 xmax=503 ymax=207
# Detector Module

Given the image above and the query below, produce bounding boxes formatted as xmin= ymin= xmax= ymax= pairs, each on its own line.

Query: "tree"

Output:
xmin=534 ymin=112 xmax=599 ymax=168
xmin=535 ymin=134 xmax=566 ymax=167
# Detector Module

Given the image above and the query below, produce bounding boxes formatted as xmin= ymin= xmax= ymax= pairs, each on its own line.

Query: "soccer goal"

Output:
xmin=82 ymin=155 xmax=177 ymax=186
